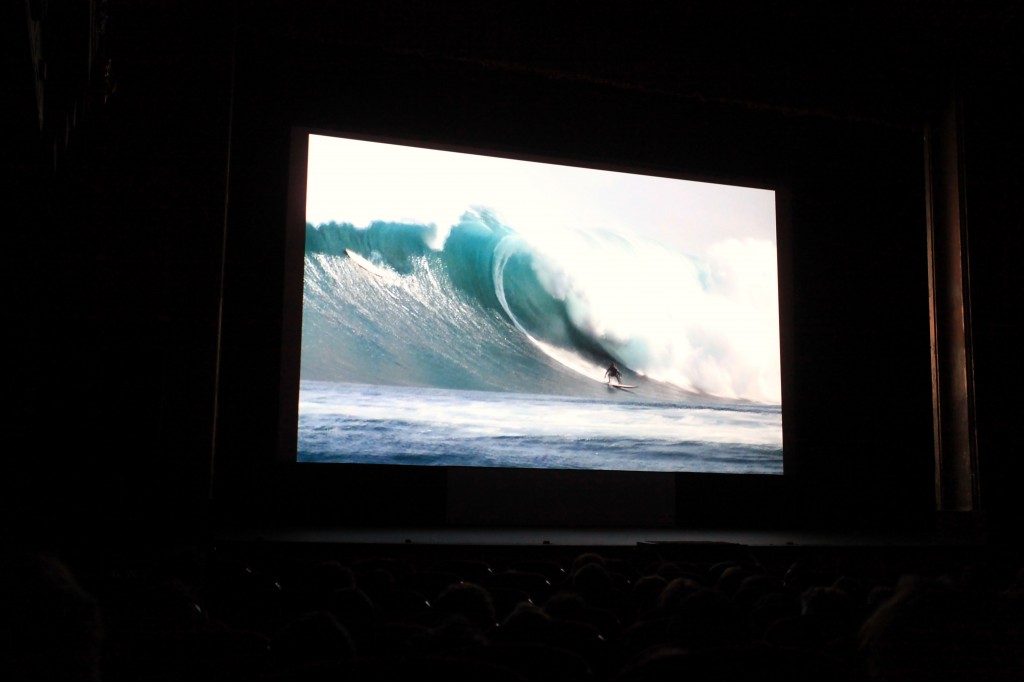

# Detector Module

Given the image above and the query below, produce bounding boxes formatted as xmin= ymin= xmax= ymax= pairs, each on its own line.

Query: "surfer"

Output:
xmin=604 ymin=361 xmax=623 ymax=385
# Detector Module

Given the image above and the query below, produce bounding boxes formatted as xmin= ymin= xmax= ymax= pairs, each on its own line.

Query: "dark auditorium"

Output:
xmin=5 ymin=2 xmax=1024 ymax=680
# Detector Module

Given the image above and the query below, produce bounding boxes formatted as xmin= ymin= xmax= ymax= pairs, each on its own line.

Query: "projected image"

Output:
xmin=297 ymin=133 xmax=782 ymax=473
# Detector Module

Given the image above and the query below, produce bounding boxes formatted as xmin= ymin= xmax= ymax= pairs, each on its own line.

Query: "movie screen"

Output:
xmin=297 ymin=133 xmax=782 ymax=474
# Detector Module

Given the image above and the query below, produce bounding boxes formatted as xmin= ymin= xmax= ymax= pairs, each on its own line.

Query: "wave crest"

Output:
xmin=305 ymin=209 xmax=780 ymax=403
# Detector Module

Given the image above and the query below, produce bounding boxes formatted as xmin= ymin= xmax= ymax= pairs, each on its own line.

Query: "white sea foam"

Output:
xmin=522 ymin=228 xmax=781 ymax=403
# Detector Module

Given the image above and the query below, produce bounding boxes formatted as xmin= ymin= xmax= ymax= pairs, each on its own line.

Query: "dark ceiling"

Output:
xmin=12 ymin=0 xmax=1021 ymax=146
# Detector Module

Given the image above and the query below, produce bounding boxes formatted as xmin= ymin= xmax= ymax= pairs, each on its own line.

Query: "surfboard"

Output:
xmin=610 ymin=384 xmax=636 ymax=390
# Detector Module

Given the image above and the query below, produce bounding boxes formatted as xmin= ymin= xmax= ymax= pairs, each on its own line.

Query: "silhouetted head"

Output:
xmin=0 ymin=551 xmax=102 ymax=682
xmin=271 ymin=610 xmax=355 ymax=665
xmin=434 ymin=581 xmax=496 ymax=630
xmin=860 ymin=574 xmax=1017 ymax=681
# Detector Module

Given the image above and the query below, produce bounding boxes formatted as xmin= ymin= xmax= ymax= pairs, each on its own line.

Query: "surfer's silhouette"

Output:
xmin=605 ymin=362 xmax=623 ymax=385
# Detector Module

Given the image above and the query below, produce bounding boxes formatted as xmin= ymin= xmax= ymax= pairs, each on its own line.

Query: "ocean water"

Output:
xmin=298 ymin=381 xmax=782 ymax=473
xmin=297 ymin=209 xmax=783 ymax=474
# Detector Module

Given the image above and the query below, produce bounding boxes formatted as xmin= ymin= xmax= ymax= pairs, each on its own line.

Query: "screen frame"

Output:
xmin=212 ymin=13 xmax=935 ymax=533
xmin=270 ymin=125 xmax=793 ymax=528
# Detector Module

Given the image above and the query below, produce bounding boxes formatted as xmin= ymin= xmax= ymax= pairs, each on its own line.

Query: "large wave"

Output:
xmin=302 ymin=208 xmax=781 ymax=403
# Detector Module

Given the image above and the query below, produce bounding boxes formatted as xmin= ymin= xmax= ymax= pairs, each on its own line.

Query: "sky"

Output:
xmin=305 ymin=133 xmax=776 ymax=257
